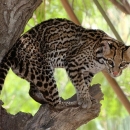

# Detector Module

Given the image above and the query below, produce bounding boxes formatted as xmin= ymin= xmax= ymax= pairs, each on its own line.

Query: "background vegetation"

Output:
xmin=0 ymin=0 xmax=130 ymax=129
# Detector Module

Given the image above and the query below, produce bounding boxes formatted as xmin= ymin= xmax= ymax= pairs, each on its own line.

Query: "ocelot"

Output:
xmin=0 ymin=18 xmax=130 ymax=109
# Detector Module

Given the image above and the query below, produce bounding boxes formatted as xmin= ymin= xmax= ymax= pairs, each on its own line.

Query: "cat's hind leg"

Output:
xmin=29 ymin=82 xmax=47 ymax=104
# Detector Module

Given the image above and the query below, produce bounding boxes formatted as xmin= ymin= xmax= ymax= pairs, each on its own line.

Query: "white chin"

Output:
xmin=111 ymin=73 xmax=120 ymax=78
xmin=112 ymin=75 xmax=118 ymax=78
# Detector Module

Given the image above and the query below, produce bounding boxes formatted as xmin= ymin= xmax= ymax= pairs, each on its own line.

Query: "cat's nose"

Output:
xmin=112 ymin=71 xmax=119 ymax=77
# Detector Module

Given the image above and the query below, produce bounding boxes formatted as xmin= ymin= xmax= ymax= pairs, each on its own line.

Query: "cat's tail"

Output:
xmin=0 ymin=50 xmax=17 ymax=92
xmin=0 ymin=59 xmax=11 ymax=92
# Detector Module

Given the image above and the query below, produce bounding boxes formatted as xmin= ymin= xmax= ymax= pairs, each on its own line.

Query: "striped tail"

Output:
xmin=0 ymin=61 xmax=11 ymax=92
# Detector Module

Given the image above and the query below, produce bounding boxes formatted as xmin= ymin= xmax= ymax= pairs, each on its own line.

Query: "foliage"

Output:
xmin=1 ymin=0 xmax=130 ymax=129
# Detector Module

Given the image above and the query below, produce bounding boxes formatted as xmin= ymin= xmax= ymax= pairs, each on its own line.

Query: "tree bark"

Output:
xmin=0 ymin=0 xmax=42 ymax=62
xmin=0 ymin=84 xmax=103 ymax=130
xmin=0 ymin=0 xmax=42 ymax=129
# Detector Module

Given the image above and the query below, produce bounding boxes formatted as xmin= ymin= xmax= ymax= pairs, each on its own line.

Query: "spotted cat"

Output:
xmin=0 ymin=18 xmax=130 ymax=109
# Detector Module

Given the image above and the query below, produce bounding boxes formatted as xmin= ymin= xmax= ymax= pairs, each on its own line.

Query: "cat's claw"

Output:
xmin=78 ymin=96 xmax=96 ymax=109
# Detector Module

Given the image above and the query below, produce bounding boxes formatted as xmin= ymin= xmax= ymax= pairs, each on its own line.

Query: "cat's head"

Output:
xmin=95 ymin=39 xmax=130 ymax=78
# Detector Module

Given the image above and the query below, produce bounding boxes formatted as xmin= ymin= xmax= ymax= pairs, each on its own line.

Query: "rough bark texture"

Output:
xmin=0 ymin=101 xmax=32 ymax=130
xmin=0 ymin=0 xmax=41 ymax=129
xmin=0 ymin=84 xmax=103 ymax=130
xmin=0 ymin=0 xmax=42 ymax=62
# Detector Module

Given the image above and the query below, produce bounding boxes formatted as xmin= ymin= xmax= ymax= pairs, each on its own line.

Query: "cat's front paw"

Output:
xmin=78 ymin=94 xmax=95 ymax=109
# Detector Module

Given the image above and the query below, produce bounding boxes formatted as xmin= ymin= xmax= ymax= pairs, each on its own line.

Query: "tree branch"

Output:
xmin=0 ymin=84 xmax=103 ymax=130
xmin=120 ymin=0 xmax=130 ymax=13
xmin=109 ymin=0 xmax=130 ymax=14
xmin=93 ymin=0 xmax=124 ymax=43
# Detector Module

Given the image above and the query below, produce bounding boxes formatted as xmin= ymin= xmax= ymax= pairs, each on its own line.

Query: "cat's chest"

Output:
xmin=88 ymin=60 xmax=105 ymax=73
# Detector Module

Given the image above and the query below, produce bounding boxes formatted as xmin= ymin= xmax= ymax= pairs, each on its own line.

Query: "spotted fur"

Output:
xmin=0 ymin=18 xmax=130 ymax=109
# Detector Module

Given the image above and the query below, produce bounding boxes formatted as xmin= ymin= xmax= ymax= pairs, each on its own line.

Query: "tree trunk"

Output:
xmin=0 ymin=0 xmax=42 ymax=129
xmin=0 ymin=0 xmax=42 ymax=62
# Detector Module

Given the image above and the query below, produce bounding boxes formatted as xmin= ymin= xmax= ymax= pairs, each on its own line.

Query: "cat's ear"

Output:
xmin=126 ymin=46 xmax=130 ymax=58
xmin=102 ymin=41 xmax=111 ymax=55
xmin=95 ymin=41 xmax=110 ymax=55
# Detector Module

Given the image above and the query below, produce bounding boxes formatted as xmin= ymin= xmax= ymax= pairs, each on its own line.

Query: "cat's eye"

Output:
xmin=107 ymin=59 xmax=114 ymax=67
xmin=119 ymin=62 xmax=128 ymax=68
